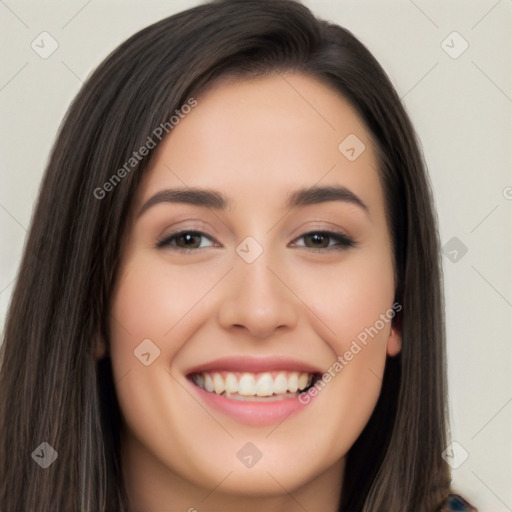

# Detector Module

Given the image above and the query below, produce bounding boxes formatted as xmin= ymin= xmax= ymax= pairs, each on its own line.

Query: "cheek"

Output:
xmin=281 ymin=259 xmax=395 ymax=462
xmin=294 ymin=251 xmax=395 ymax=352
xmin=285 ymin=244 xmax=396 ymax=423
xmin=108 ymin=256 xmax=225 ymax=376
xmin=111 ymin=257 xmax=209 ymax=339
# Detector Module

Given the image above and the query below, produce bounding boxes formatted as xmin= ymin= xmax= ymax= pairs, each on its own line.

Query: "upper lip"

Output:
xmin=186 ymin=356 xmax=323 ymax=375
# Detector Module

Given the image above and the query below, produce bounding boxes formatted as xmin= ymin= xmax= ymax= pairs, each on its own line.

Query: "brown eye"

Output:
xmin=156 ymin=231 xmax=216 ymax=250
xmin=293 ymin=231 xmax=355 ymax=250
xmin=303 ymin=233 xmax=330 ymax=249
xmin=174 ymin=233 xmax=202 ymax=248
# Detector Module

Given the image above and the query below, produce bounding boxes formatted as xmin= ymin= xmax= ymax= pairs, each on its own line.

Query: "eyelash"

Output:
xmin=155 ymin=230 xmax=355 ymax=252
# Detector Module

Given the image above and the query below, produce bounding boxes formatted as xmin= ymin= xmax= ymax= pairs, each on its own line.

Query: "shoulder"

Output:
xmin=439 ymin=493 xmax=478 ymax=511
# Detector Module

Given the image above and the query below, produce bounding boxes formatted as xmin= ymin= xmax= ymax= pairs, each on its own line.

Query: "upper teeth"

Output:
xmin=192 ymin=371 xmax=313 ymax=397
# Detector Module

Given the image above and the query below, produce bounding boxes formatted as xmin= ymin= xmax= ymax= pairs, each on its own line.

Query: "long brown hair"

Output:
xmin=0 ymin=1 xmax=450 ymax=510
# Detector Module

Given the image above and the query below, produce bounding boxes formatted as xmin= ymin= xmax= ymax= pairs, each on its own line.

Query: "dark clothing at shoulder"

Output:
xmin=440 ymin=493 xmax=477 ymax=511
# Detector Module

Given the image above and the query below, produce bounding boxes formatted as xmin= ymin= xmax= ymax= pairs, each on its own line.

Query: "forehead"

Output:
xmin=137 ymin=73 xmax=383 ymax=214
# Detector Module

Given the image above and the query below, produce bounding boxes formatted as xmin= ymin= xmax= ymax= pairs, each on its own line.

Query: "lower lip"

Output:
xmin=190 ymin=381 xmax=315 ymax=426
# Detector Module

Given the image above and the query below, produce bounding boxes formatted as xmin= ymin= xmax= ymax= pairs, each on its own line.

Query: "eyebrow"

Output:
xmin=138 ymin=188 xmax=232 ymax=217
xmin=138 ymin=185 xmax=369 ymax=217
xmin=286 ymin=185 xmax=368 ymax=213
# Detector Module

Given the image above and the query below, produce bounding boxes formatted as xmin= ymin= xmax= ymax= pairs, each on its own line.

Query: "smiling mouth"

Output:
xmin=190 ymin=370 xmax=320 ymax=401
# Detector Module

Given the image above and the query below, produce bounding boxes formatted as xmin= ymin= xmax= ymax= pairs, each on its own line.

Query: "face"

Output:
xmin=105 ymin=73 xmax=401 ymax=508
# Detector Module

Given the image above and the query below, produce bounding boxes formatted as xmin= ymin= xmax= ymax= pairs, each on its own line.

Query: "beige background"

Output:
xmin=0 ymin=1 xmax=511 ymax=510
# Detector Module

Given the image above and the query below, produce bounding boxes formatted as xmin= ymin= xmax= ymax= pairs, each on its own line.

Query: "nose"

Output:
xmin=217 ymin=254 xmax=299 ymax=339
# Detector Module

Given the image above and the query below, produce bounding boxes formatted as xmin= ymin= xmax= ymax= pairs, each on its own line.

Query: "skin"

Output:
xmin=99 ymin=73 xmax=402 ymax=512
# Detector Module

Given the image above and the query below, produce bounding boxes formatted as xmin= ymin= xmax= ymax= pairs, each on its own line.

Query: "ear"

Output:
xmin=386 ymin=326 xmax=402 ymax=357
xmin=93 ymin=335 xmax=108 ymax=362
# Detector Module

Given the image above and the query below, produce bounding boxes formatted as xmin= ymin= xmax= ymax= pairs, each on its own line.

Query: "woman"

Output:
xmin=0 ymin=0 xmax=477 ymax=510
